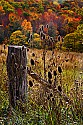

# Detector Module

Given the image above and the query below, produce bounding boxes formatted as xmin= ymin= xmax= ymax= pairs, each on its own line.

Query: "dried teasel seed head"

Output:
xmin=62 ymin=37 xmax=64 ymax=42
xmin=50 ymin=48 xmax=52 ymax=51
xmin=48 ymin=71 xmax=52 ymax=79
xmin=29 ymin=80 xmax=33 ymax=87
xmin=48 ymin=36 xmax=50 ymax=40
xmin=41 ymin=25 xmax=44 ymax=31
xmin=50 ymin=37 xmax=54 ymax=42
xmin=32 ymin=53 xmax=35 ymax=57
xmin=39 ymin=27 xmax=42 ymax=32
xmin=42 ymin=57 xmax=44 ymax=60
xmin=50 ymin=93 xmax=53 ymax=97
xmin=58 ymin=66 xmax=62 ymax=73
xmin=27 ymin=48 xmax=29 ymax=51
xmin=58 ymin=86 xmax=62 ymax=92
xmin=40 ymin=31 xmax=43 ymax=38
xmin=58 ymin=35 xmax=61 ymax=41
xmin=48 ymin=65 xmax=50 ymax=68
xmin=50 ymin=37 xmax=53 ymax=41
xmin=33 ymin=80 xmax=34 ymax=82
xmin=52 ymin=98 xmax=54 ymax=101
xmin=30 ymin=59 xmax=35 ymax=65
xmin=46 ymin=24 xmax=49 ymax=28
xmin=2 ymin=60 xmax=5 ymax=64
xmin=48 ymin=79 xmax=52 ymax=84
xmin=30 ymin=34 xmax=33 ymax=40
xmin=47 ymin=96 xmax=50 ymax=100
xmin=4 ymin=44 xmax=6 ymax=49
xmin=50 ymin=69 xmax=52 ymax=72
xmin=58 ymin=56 xmax=60 ymax=59
xmin=53 ymin=70 xmax=57 ymax=76
xmin=43 ymin=33 xmax=46 ymax=40
xmin=28 ymin=39 xmax=31 ymax=43
xmin=1 ymin=50 xmax=3 ymax=53
xmin=66 ymin=59 xmax=69 ymax=62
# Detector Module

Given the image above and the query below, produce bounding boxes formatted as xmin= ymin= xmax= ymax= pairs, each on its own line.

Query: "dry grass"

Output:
xmin=0 ymin=45 xmax=83 ymax=124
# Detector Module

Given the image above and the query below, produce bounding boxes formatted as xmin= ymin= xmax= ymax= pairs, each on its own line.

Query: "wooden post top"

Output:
xmin=8 ymin=45 xmax=27 ymax=49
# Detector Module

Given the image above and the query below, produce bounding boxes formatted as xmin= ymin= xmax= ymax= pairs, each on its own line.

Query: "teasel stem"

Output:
xmin=75 ymin=80 xmax=78 ymax=104
xmin=65 ymin=67 xmax=68 ymax=95
xmin=55 ymin=49 xmax=58 ymax=68
xmin=43 ymin=39 xmax=47 ymax=80
xmin=51 ymin=38 xmax=55 ymax=69
xmin=31 ymin=34 xmax=33 ymax=50
xmin=66 ymin=102 xmax=69 ymax=125
xmin=60 ymin=73 xmax=62 ymax=87
xmin=73 ymin=61 xmax=77 ymax=104
xmin=43 ymin=51 xmax=46 ymax=80
xmin=37 ymin=89 xmax=40 ymax=125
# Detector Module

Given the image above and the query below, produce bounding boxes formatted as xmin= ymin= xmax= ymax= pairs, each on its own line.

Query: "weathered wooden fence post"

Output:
xmin=6 ymin=45 xmax=27 ymax=110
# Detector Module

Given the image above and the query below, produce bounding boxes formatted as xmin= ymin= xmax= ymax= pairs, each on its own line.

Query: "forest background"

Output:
xmin=0 ymin=0 xmax=83 ymax=52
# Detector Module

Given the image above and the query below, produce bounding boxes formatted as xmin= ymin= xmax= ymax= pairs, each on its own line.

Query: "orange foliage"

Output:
xmin=29 ymin=12 xmax=39 ymax=21
xmin=21 ymin=19 xmax=32 ymax=32
xmin=0 ymin=6 xmax=5 ymax=14
xmin=9 ymin=13 xmax=19 ymax=22
xmin=0 ymin=6 xmax=3 ymax=11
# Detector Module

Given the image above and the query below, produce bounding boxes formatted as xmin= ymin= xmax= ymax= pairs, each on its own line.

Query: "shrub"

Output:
xmin=10 ymin=30 xmax=27 ymax=45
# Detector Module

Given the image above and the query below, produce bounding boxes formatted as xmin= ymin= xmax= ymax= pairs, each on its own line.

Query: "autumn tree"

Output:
xmin=0 ymin=0 xmax=14 ymax=13
xmin=63 ymin=24 xmax=83 ymax=52
xmin=10 ymin=30 xmax=27 ymax=45
xmin=21 ymin=19 xmax=32 ymax=33
xmin=38 ymin=1 xmax=44 ymax=13
xmin=8 ymin=12 xmax=21 ymax=34
xmin=48 ymin=23 xmax=58 ymax=38
xmin=21 ymin=19 xmax=32 ymax=41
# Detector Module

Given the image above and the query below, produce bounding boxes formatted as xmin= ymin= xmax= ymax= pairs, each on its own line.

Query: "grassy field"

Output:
xmin=0 ymin=45 xmax=83 ymax=125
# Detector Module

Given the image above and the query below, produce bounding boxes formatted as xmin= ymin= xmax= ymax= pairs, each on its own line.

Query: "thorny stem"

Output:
xmin=60 ymin=73 xmax=62 ymax=87
xmin=43 ymin=41 xmax=46 ymax=80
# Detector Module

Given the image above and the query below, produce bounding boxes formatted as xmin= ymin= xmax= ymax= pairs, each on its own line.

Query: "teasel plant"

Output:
xmin=28 ymin=32 xmax=33 ymax=54
xmin=58 ymin=34 xmax=63 ymax=52
xmin=64 ymin=56 xmax=69 ymax=95
xmin=39 ymin=25 xmax=48 ymax=80
xmin=58 ymin=66 xmax=62 ymax=88
xmin=28 ymin=32 xmax=38 ymax=72
xmin=50 ymin=37 xmax=56 ymax=71
xmin=53 ymin=70 xmax=57 ymax=87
